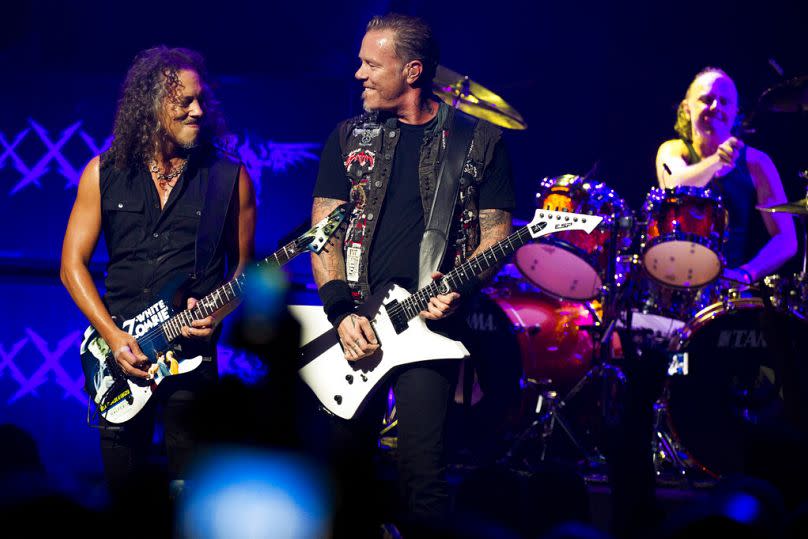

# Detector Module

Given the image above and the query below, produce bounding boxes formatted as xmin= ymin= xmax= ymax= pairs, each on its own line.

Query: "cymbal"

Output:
xmin=758 ymin=75 xmax=808 ymax=113
xmin=433 ymin=65 xmax=527 ymax=130
xmin=757 ymin=199 xmax=808 ymax=215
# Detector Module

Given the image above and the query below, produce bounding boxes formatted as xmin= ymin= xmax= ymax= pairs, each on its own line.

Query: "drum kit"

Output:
xmin=434 ymin=67 xmax=808 ymax=481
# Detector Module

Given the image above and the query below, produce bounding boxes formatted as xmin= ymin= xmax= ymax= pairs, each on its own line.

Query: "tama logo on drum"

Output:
xmin=717 ymin=330 xmax=767 ymax=348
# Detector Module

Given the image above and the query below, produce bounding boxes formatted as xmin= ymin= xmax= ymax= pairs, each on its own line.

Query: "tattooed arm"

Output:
xmin=310 ymin=196 xmax=348 ymax=287
xmin=420 ymin=208 xmax=512 ymax=320
xmin=469 ymin=208 xmax=512 ymax=285
xmin=311 ymin=196 xmax=380 ymax=360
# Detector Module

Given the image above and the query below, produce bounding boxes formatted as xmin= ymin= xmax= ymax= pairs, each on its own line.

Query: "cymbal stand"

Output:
xmin=501 ymin=214 xmax=626 ymax=471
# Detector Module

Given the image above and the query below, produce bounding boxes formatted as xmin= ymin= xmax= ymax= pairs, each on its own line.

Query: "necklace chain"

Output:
xmin=149 ymin=159 xmax=188 ymax=181
xmin=150 ymin=159 xmax=188 ymax=205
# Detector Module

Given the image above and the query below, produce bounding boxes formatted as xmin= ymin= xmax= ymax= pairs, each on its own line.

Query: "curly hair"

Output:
xmin=104 ymin=46 xmax=228 ymax=170
xmin=674 ymin=67 xmax=735 ymax=141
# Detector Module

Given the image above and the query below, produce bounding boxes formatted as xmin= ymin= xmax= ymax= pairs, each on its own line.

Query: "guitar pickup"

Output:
xmin=385 ymin=299 xmax=409 ymax=334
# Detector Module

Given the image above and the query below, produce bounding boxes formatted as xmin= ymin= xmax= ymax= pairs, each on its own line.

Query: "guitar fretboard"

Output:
xmin=161 ymin=239 xmax=300 ymax=341
xmin=393 ymin=225 xmax=537 ymax=321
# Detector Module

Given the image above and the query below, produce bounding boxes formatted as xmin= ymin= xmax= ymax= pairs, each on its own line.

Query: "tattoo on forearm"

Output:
xmin=479 ymin=209 xmax=511 ymax=231
xmin=472 ymin=209 xmax=512 ymax=284
xmin=311 ymin=197 xmax=348 ymax=286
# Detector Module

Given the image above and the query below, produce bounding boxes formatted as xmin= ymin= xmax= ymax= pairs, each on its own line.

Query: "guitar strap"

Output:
xmin=418 ymin=110 xmax=478 ymax=289
xmin=193 ymin=156 xmax=241 ymax=279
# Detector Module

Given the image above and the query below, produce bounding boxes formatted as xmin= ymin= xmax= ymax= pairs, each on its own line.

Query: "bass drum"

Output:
xmin=447 ymin=281 xmax=597 ymax=463
xmin=667 ymin=298 xmax=808 ymax=477
xmin=462 ymin=284 xmax=596 ymax=395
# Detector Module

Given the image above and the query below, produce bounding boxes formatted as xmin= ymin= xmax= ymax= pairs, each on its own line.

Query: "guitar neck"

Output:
xmin=397 ymin=225 xmax=535 ymax=319
xmin=160 ymin=238 xmax=300 ymax=343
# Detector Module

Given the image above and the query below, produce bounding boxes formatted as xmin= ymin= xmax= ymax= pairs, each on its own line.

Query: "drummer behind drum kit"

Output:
xmin=434 ymin=67 xmax=808 ymax=481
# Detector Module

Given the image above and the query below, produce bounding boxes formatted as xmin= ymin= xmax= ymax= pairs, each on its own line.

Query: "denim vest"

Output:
xmin=337 ymin=101 xmax=502 ymax=303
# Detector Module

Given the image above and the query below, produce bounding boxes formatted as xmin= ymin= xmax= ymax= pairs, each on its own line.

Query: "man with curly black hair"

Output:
xmin=61 ymin=46 xmax=255 ymax=493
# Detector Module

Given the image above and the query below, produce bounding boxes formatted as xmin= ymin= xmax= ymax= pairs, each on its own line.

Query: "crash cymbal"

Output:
xmin=758 ymin=75 xmax=808 ymax=113
xmin=757 ymin=199 xmax=808 ymax=215
xmin=433 ymin=65 xmax=527 ymax=130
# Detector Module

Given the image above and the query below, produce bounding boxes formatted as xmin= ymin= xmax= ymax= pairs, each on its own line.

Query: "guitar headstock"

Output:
xmin=526 ymin=208 xmax=603 ymax=239
xmin=298 ymin=202 xmax=352 ymax=254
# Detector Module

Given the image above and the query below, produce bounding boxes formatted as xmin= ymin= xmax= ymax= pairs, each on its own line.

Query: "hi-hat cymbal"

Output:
xmin=758 ymin=75 xmax=808 ymax=113
xmin=433 ymin=65 xmax=527 ymax=130
xmin=757 ymin=199 xmax=808 ymax=216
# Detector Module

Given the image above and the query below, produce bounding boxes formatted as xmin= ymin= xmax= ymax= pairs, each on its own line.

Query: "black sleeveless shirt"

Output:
xmin=683 ymin=140 xmax=765 ymax=268
xmin=99 ymin=152 xmax=237 ymax=318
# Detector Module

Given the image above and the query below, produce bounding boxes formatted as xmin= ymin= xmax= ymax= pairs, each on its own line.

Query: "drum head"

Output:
xmin=515 ymin=242 xmax=602 ymax=300
xmin=668 ymin=301 xmax=808 ymax=476
xmin=643 ymin=241 xmax=721 ymax=287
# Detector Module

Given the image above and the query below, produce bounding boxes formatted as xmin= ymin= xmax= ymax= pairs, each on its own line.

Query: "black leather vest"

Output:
xmin=337 ymin=101 xmax=502 ymax=302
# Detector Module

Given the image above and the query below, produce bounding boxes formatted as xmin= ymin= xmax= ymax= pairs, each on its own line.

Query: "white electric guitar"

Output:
xmin=291 ymin=208 xmax=603 ymax=419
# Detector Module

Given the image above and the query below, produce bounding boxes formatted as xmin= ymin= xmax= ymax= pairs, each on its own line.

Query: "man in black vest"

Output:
xmin=60 ymin=47 xmax=256 ymax=494
xmin=311 ymin=14 xmax=514 ymax=530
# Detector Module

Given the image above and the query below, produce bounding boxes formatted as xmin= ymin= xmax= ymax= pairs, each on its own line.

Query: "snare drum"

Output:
xmin=641 ymin=187 xmax=728 ymax=288
xmin=515 ymin=175 xmax=633 ymax=300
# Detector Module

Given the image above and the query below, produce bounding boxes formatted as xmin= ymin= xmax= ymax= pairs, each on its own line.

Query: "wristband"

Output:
xmin=318 ymin=280 xmax=355 ymax=327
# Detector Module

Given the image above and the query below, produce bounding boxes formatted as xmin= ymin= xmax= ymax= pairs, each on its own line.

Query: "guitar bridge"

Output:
xmin=384 ymin=299 xmax=409 ymax=334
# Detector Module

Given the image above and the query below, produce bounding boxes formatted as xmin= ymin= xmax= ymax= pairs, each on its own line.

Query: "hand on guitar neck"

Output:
xmin=418 ymin=271 xmax=461 ymax=320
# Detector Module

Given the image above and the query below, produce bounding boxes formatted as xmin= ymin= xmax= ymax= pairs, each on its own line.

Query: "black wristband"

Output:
xmin=318 ymin=280 xmax=355 ymax=327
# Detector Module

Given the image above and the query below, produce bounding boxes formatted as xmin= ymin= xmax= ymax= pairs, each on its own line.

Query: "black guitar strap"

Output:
xmin=193 ymin=157 xmax=241 ymax=279
xmin=418 ymin=110 xmax=478 ymax=288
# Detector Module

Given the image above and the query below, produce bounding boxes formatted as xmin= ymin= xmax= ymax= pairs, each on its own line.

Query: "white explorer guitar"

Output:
xmin=291 ymin=208 xmax=603 ymax=419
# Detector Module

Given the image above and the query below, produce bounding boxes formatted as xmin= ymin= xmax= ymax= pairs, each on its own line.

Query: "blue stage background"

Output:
xmin=1 ymin=0 xmax=806 ymax=492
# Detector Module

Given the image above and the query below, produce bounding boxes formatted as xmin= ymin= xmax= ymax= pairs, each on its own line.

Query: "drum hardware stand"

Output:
xmin=500 ymin=372 xmax=609 ymax=470
xmin=501 ymin=215 xmax=629 ymax=473
xmin=650 ymin=394 xmax=692 ymax=483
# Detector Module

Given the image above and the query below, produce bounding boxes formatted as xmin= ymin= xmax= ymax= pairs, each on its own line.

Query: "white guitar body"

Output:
xmin=294 ymin=208 xmax=603 ymax=420
xmin=291 ymin=283 xmax=469 ymax=419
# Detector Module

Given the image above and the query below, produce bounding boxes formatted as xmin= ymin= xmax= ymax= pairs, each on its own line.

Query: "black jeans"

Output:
xmin=314 ymin=358 xmax=457 ymax=531
xmin=98 ymin=360 xmax=216 ymax=494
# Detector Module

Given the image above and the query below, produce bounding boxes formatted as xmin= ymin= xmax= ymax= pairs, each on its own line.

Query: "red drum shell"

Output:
xmin=641 ymin=187 xmax=727 ymax=288
xmin=515 ymin=175 xmax=633 ymax=301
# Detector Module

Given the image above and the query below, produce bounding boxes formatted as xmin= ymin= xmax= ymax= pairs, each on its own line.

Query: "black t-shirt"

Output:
xmin=313 ymin=118 xmax=515 ymax=294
